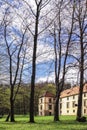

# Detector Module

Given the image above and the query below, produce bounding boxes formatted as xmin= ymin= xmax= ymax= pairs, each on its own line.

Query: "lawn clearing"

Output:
xmin=0 ymin=115 xmax=87 ymax=130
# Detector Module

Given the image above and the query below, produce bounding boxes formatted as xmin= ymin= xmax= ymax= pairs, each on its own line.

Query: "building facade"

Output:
xmin=60 ymin=85 xmax=87 ymax=116
xmin=38 ymin=84 xmax=87 ymax=116
xmin=38 ymin=91 xmax=55 ymax=116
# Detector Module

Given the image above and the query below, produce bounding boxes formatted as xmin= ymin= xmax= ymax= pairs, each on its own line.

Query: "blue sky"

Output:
xmin=0 ymin=0 xmax=87 ymax=85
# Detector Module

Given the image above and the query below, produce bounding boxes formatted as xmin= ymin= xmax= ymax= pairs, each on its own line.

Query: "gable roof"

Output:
xmin=39 ymin=91 xmax=55 ymax=98
xmin=60 ymin=84 xmax=87 ymax=98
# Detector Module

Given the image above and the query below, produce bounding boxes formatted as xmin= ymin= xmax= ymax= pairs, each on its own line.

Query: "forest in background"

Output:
xmin=0 ymin=82 xmax=71 ymax=116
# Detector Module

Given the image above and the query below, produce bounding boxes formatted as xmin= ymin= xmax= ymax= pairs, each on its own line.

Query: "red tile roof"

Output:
xmin=40 ymin=91 xmax=55 ymax=98
xmin=39 ymin=84 xmax=87 ymax=99
xmin=60 ymin=84 xmax=87 ymax=98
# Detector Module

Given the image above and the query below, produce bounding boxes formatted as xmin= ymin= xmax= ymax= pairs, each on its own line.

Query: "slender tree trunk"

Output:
xmin=5 ymin=112 xmax=10 ymax=122
xmin=10 ymin=86 xmax=15 ymax=122
xmin=76 ymin=38 xmax=84 ymax=121
xmin=76 ymin=0 xmax=84 ymax=120
xmin=29 ymin=5 xmax=40 ymax=123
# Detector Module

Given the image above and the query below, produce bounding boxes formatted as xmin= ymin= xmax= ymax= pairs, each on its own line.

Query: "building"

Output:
xmin=38 ymin=84 xmax=87 ymax=116
xmin=38 ymin=91 xmax=55 ymax=116
xmin=60 ymin=84 xmax=87 ymax=116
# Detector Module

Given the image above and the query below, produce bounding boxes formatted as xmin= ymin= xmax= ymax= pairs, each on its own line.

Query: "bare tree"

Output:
xmin=1 ymin=0 xmax=53 ymax=122
xmin=49 ymin=0 xmax=75 ymax=121
xmin=28 ymin=0 xmax=51 ymax=123
xmin=2 ymin=9 xmax=28 ymax=121
xmin=73 ymin=0 xmax=87 ymax=121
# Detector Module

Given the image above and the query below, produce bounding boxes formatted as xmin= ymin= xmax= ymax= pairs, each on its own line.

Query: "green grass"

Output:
xmin=0 ymin=115 xmax=87 ymax=130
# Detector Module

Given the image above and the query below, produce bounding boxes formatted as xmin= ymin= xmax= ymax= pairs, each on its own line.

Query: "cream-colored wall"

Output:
xmin=38 ymin=92 xmax=87 ymax=116
xmin=60 ymin=95 xmax=78 ymax=115
xmin=82 ymin=93 xmax=87 ymax=115
xmin=60 ymin=93 xmax=87 ymax=116
xmin=38 ymin=97 xmax=55 ymax=116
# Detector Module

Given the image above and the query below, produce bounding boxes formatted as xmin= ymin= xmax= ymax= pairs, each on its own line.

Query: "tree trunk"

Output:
xmin=5 ymin=112 xmax=10 ymax=122
xmin=10 ymin=99 xmax=15 ymax=122
xmin=76 ymin=1 xmax=84 ymax=119
xmin=29 ymin=6 xmax=39 ymax=123
xmin=76 ymin=42 xmax=84 ymax=121
xmin=54 ymin=92 xmax=60 ymax=121
xmin=10 ymin=86 xmax=15 ymax=122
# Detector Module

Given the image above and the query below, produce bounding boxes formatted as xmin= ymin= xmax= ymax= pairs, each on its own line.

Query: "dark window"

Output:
xmin=84 ymin=100 xmax=87 ymax=107
xmin=60 ymin=103 xmax=62 ymax=109
xmin=67 ymin=110 xmax=69 ymax=113
xmin=73 ymin=95 xmax=75 ymax=99
xmin=67 ymin=97 xmax=69 ymax=100
xmin=60 ymin=111 xmax=62 ymax=114
xmin=84 ymin=109 xmax=86 ymax=114
xmin=73 ymin=110 xmax=75 ymax=113
xmin=49 ymin=112 xmax=51 ymax=116
xmin=72 ymin=101 xmax=76 ymax=108
xmin=49 ymin=98 xmax=52 ymax=103
xmin=40 ymin=105 xmax=42 ymax=110
xmin=49 ymin=105 xmax=52 ymax=110
xmin=67 ymin=102 xmax=69 ymax=108
xmin=40 ymin=112 xmax=42 ymax=115
xmin=84 ymin=93 xmax=86 ymax=97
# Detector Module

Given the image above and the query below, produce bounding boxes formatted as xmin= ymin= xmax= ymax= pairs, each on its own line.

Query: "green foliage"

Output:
xmin=0 ymin=116 xmax=87 ymax=130
xmin=0 ymin=86 xmax=10 ymax=114
xmin=0 ymin=83 xmax=55 ymax=115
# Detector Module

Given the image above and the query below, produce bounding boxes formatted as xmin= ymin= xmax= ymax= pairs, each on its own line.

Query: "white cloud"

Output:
xmin=37 ymin=67 xmax=79 ymax=86
xmin=36 ymin=43 xmax=54 ymax=63
xmin=37 ymin=72 xmax=55 ymax=83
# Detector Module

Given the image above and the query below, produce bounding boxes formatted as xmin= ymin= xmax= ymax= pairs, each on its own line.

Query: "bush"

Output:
xmin=78 ymin=116 xmax=86 ymax=122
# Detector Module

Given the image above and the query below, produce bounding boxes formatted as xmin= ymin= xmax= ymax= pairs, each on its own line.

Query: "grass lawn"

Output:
xmin=0 ymin=115 xmax=87 ymax=130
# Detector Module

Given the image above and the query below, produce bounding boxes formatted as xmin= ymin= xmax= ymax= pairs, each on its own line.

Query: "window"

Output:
xmin=40 ymin=112 xmax=42 ymax=115
xmin=49 ymin=105 xmax=52 ymax=110
xmin=67 ymin=102 xmax=70 ymax=108
xmin=72 ymin=101 xmax=76 ymax=108
xmin=41 ymin=98 xmax=43 ymax=103
xmin=60 ymin=103 xmax=62 ymax=109
xmin=67 ymin=110 xmax=69 ymax=113
xmin=67 ymin=97 xmax=69 ymax=100
xmin=60 ymin=111 xmax=62 ymax=114
xmin=40 ymin=105 xmax=42 ymax=110
xmin=84 ymin=109 xmax=86 ymax=114
xmin=73 ymin=95 xmax=75 ymax=99
xmin=73 ymin=110 xmax=75 ymax=113
xmin=49 ymin=112 xmax=52 ymax=116
xmin=84 ymin=93 xmax=86 ymax=97
xmin=49 ymin=98 xmax=52 ymax=103
xmin=53 ymin=98 xmax=55 ymax=101
xmin=84 ymin=99 xmax=87 ymax=107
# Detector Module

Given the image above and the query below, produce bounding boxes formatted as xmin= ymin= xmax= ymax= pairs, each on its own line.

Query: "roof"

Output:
xmin=39 ymin=84 xmax=87 ymax=99
xmin=60 ymin=84 xmax=87 ymax=98
xmin=39 ymin=91 xmax=55 ymax=98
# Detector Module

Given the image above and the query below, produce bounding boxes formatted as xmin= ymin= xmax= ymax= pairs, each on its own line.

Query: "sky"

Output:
xmin=0 ymin=0 xmax=87 ymax=86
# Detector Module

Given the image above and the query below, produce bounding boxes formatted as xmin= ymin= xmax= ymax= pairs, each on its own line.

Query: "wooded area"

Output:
xmin=0 ymin=0 xmax=87 ymax=122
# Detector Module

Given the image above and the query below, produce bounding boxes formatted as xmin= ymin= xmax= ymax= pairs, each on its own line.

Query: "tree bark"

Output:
xmin=54 ymin=92 xmax=60 ymax=121
xmin=76 ymin=0 xmax=85 ymax=121
xmin=29 ymin=3 xmax=40 ymax=123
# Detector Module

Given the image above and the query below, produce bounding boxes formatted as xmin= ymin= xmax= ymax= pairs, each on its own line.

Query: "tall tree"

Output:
xmin=2 ymin=9 xmax=27 ymax=121
xmin=50 ymin=0 xmax=75 ymax=121
xmin=28 ymin=0 xmax=51 ymax=123
xmin=73 ymin=0 xmax=87 ymax=121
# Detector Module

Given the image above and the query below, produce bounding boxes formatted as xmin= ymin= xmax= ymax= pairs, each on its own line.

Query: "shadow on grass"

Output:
xmin=0 ymin=127 xmax=6 ymax=130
